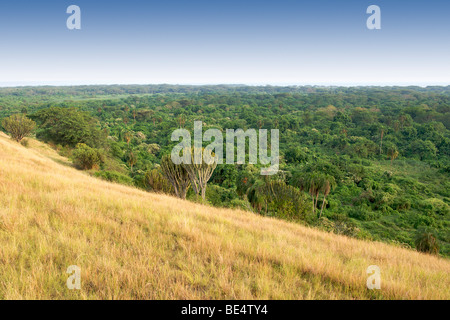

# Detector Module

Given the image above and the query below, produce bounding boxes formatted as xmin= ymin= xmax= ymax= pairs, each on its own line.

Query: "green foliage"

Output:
xmin=409 ymin=140 xmax=437 ymax=160
xmin=236 ymin=166 xmax=258 ymax=197
xmin=285 ymin=146 xmax=310 ymax=163
xmin=211 ymin=164 xmax=238 ymax=188
xmin=248 ymin=179 xmax=308 ymax=221
xmin=94 ymin=170 xmax=134 ymax=185
xmin=72 ymin=143 xmax=103 ymax=170
xmin=292 ymin=169 xmax=336 ymax=218
xmin=1 ymin=114 xmax=36 ymax=142
xmin=348 ymin=206 xmax=381 ymax=221
xmin=205 ymin=184 xmax=240 ymax=208
xmin=30 ymin=107 xmax=106 ymax=148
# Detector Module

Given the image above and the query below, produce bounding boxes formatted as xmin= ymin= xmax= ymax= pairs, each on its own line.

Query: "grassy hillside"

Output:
xmin=0 ymin=133 xmax=448 ymax=300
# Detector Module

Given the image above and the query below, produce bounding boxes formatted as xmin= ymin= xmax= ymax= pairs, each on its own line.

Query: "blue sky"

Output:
xmin=0 ymin=0 xmax=449 ymax=86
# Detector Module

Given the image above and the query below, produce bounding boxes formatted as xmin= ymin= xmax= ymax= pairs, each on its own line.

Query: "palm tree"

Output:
xmin=124 ymin=131 xmax=132 ymax=147
xmin=295 ymin=172 xmax=335 ymax=218
xmin=308 ymin=173 xmax=322 ymax=216
xmin=127 ymin=150 xmax=137 ymax=172
xmin=387 ymin=146 xmax=399 ymax=165
xmin=319 ymin=175 xmax=336 ymax=219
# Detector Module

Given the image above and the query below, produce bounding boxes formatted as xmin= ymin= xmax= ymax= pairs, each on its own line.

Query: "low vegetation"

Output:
xmin=1 ymin=114 xmax=35 ymax=142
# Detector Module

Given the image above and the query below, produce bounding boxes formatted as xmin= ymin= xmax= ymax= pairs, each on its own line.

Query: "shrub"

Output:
xmin=94 ymin=170 xmax=133 ymax=185
xmin=1 ymin=114 xmax=36 ymax=142
xmin=206 ymin=184 xmax=239 ymax=207
xmin=229 ymin=199 xmax=252 ymax=211
xmin=72 ymin=143 xmax=102 ymax=170
xmin=415 ymin=229 xmax=440 ymax=255
xmin=318 ymin=215 xmax=360 ymax=237
xmin=144 ymin=168 xmax=173 ymax=194
xmin=248 ymin=179 xmax=308 ymax=221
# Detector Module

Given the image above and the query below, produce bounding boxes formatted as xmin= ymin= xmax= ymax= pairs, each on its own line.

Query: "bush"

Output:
xmin=94 ymin=170 xmax=134 ymax=185
xmin=248 ymin=179 xmax=308 ymax=221
xmin=144 ymin=168 xmax=173 ymax=194
xmin=1 ymin=114 xmax=36 ymax=142
xmin=72 ymin=143 xmax=102 ymax=170
xmin=415 ymin=229 xmax=440 ymax=255
xmin=318 ymin=215 xmax=360 ymax=237
xmin=229 ymin=199 xmax=252 ymax=211
xmin=206 ymin=184 xmax=239 ymax=207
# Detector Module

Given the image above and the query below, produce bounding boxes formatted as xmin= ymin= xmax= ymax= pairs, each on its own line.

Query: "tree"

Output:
xmin=182 ymin=147 xmax=217 ymax=201
xmin=127 ymin=149 xmax=137 ymax=172
xmin=1 ymin=114 xmax=36 ymax=142
xmin=295 ymin=172 xmax=322 ymax=216
xmin=160 ymin=155 xmax=191 ymax=199
xmin=72 ymin=143 xmax=102 ymax=170
xmin=410 ymin=139 xmax=437 ymax=160
xmin=318 ymin=175 xmax=336 ymax=219
xmin=124 ymin=131 xmax=133 ymax=146
xmin=247 ymin=179 xmax=308 ymax=221
xmin=293 ymin=171 xmax=335 ymax=218
xmin=176 ymin=114 xmax=186 ymax=128
xmin=30 ymin=107 xmax=106 ymax=148
xmin=387 ymin=146 xmax=399 ymax=164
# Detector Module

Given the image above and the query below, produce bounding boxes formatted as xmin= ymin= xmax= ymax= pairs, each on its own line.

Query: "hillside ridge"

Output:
xmin=0 ymin=133 xmax=449 ymax=299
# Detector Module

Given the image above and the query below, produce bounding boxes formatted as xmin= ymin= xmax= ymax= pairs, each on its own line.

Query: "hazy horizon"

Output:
xmin=0 ymin=81 xmax=449 ymax=88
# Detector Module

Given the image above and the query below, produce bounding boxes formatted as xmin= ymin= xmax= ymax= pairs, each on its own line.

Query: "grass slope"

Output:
xmin=0 ymin=134 xmax=449 ymax=299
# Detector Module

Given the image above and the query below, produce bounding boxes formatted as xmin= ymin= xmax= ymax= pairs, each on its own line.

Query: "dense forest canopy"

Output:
xmin=1 ymin=85 xmax=449 ymax=256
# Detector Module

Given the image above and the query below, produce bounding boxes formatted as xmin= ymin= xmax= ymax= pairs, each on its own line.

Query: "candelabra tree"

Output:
xmin=161 ymin=155 xmax=191 ymax=199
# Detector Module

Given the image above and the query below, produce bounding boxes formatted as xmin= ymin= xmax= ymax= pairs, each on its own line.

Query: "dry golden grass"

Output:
xmin=0 ymin=133 xmax=449 ymax=300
